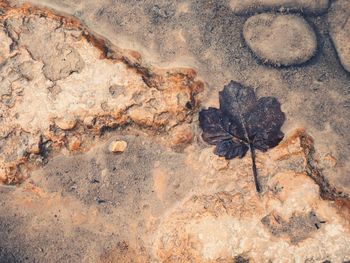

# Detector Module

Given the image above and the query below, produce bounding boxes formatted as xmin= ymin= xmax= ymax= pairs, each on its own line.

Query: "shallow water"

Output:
xmin=1 ymin=0 xmax=350 ymax=262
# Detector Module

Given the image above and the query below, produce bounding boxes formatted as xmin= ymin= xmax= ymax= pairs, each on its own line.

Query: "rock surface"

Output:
xmin=230 ymin=0 xmax=330 ymax=14
xmin=243 ymin=14 xmax=317 ymax=66
xmin=9 ymin=0 xmax=350 ymax=200
xmin=0 ymin=130 xmax=349 ymax=262
xmin=0 ymin=1 xmax=349 ymax=263
xmin=0 ymin=3 xmax=203 ymax=184
xmin=328 ymin=0 xmax=350 ymax=73
xmin=155 ymin=130 xmax=350 ymax=262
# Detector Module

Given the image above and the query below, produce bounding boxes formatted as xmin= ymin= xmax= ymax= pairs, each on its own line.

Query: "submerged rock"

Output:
xmin=328 ymin=0 xmax=350 ymax=73
xmin=0 ymin=3 xmax=203 ymax=184
xmin=0 ymin=2 xmax=349 ymax=263
xmin=243 ymin=14 xmax=317 ymax=66
xmin=230 ymin=0 xmax=330 ymax=15
xmin=155 ymin=130 xmax=350 ymax=262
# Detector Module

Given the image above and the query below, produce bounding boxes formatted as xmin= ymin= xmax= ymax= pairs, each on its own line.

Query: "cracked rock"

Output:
xmin=0 ymin=4 xmax=203 ymax=184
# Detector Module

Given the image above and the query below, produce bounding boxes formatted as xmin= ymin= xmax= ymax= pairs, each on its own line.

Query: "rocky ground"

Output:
xmin=0 ymin=0 xmax=349 ymax=262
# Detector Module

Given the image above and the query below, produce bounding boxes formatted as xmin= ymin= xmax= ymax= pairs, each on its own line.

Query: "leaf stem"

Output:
xmin=249 ymin=144 xmax=261 ymax=193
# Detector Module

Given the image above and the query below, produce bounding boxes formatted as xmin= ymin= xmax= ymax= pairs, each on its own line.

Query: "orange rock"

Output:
xmin=108 ymin=140 xmax=128 ymax=153
xmin=0 ymin=3 xmax=202 ymax=186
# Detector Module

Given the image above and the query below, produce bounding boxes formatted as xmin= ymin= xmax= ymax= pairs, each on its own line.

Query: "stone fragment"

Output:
xmin=328 ymin=0 xmax=350 ymax=73
xmin=243 ymin=14 xmax=317 ymax=66
xmin=55 ymin=116 xmax=77 ymax=130
xmin=108 ymin=140 xmax=127 ymax=153
xmin=230 ymin=0 xmax=330 ymax=15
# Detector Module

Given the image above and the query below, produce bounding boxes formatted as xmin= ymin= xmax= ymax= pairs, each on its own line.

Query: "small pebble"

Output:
xmin=108 ymin=140 xmax=127 ymax=153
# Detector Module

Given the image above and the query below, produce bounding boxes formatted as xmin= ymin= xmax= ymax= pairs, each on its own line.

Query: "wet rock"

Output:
xmin=155 ymin=130 xmax=350 ymax=262
xmin=108 ymin=140 xmax=127 ymax=153
xmin=0 ymin=1 xmax=348 ymax=262
xmin=0 ymin=5 xmax=202 ymax=183
xmin=328 ymin=0 xmax=350 ymax=73
xmin=243 ymin=14 xmax=317 ymax=66
xmin=230 ymin=0 xmax=330 ymax=15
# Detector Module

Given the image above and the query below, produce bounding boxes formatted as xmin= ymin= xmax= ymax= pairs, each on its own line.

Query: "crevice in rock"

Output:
xmin=300 ymin=131 xmax=349 ymax=202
